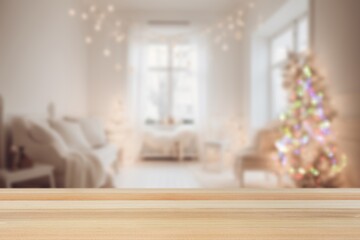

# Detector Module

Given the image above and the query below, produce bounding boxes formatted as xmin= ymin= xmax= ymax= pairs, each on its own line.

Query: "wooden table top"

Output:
xmin=0 ymin=189 xmax=359 ymax=239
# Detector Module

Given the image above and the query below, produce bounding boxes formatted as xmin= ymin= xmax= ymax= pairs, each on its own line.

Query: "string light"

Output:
xmin=67 ymin=0 xmax=255 ymax=74
xmin=68 ymin=9 xmax=76 ymax=17
xmin=68 ymin=1 xmax=250 ymax=48
xmin=94 ymin=24 xmax=102 ymax=32
xmin=108 ymin=5 xmax=115 ymax=13
xmin=249 ymin=1 xmax=256 ymax=9
xmin=115 ymin=34 xmax=125 ymax=43
xmin=228 ymin=23 xmax=235 ymax=31
xmin=85 ymin=36 xmax=93 ymax=44
xmin=81 ymin=13 xmax=88 ymax=21
xmin=89 ymin=5 xmax=97 ymax=13
xmin=103 ymin=48 xmax=111 ymax=57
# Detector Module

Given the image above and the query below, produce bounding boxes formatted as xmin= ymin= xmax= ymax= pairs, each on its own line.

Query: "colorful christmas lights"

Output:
xmin=275 ymin=53 xmax=347 ymax=188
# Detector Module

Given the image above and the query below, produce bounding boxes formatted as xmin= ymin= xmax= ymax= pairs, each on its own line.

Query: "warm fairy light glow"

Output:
xmin=275 ymin=53 xmax=347 ymax=188
xmin=249 ymin=1 xmax=256 ymax=9
xmin=116 ymin=34 xmax=125 ymax=43
xmin=90 ymin=5 xmax=97 ymax=13
xmin=67 ymin=0 xmax=258 ymax=78
xmin=228 ymin=23 xmax=235 ymax=31
xmin=67 ymin=0 xmax=253 ymax=54
xmin=94 ymin=24 xmax=101 ymax=32
xmin=85 ymin=36 xmax=93 ymax=44
xmin=103 ymin=48 xmax=111 ymax=57
xmin=107 ymin=5 xmax=115 ymax=13
xmin=81 ymin=13 xmax=88 ymax=21
xmin=115 ymin=63 xmax=122 ymax=71
xmin=68 ymin=9 xmax=76 ymax=17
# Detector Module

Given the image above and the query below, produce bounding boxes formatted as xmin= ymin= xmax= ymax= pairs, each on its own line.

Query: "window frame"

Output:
xmin=144 ymin=40 xmax=197 ymax=126
xmin=268 ymin=14 xmax=309 ymax=119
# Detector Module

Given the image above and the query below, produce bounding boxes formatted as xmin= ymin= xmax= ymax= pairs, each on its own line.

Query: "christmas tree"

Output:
xmin=275 ymin=53 xmax=347 ymax=188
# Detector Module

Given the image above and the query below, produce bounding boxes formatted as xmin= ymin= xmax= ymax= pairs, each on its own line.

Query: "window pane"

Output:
xmin=144 ymin=41 xmax=198 ymax=126
xmin=173 ymin=45 xmax=194 ymax=69
xmin=172 ymin=71 xmax=197 ymax=123
xmin=271 ymin=28 xmax=294 ymax=65
xmin=297 ymin=17 xmax=309 ymax=53
xmin=147 ymin=44 xmax=169 ymax=68
xmin=271 ymin=67 xmax=288 ymax=118
xmin=144 ymin=71 xmax=169 ymax=123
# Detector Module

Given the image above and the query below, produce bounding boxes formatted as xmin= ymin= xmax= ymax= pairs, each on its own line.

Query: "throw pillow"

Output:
xmin=80 ymin=118 xmax=107 ymax=148
xmin=50 ymin=120 xmax=92 ymax=152
xmin=29 ymin=119 xmax=66 ymax=145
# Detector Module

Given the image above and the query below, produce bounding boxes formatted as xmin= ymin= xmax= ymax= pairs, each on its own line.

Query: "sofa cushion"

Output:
xmin=80 ymin=118 xmax=107 ymax=148
xmin=92 ymin=144 xmax=119 ymax=168
xmin=28 ymin=119 xmax=63 ymax=144
xmin=50 ymin=120 xmax=92 ymax=152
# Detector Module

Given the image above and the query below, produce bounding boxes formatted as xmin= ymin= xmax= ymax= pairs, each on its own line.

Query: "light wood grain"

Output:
xmin=1 ymin=189 xmax=360 ymax=200
xmin=0 ymin=190 xmax=360 ymax=239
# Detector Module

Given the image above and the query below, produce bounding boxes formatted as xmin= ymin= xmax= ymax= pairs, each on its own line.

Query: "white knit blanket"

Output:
xmin=65 ymin=151 xmax=112 ymax=188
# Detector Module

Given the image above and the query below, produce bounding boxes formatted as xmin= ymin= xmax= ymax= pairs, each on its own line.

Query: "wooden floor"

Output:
xmin=0 ymin=190 xmax=360 ymax=239
xmin=115 ymin=161 xmax=281 ymax=189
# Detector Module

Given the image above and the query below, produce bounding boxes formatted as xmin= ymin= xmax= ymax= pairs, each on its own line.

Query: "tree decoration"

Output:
xmin=275 ymin=52 xmax=347 ymax=188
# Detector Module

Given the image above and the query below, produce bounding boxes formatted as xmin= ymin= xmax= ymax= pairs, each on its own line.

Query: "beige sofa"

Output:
xmin=141 ymin=127 xmax=198 ymax=161
xmin=11 ymin=117 xmax=119 ymax=188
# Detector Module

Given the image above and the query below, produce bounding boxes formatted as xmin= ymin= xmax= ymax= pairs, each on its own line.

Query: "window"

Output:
xmin=144 ymin=41 xmax=198 ymax=126
xmin=269 ymin=15 xmax=309 ymax=119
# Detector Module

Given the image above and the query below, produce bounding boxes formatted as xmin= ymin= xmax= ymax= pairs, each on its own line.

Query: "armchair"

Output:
xmin=234 ymin=127 xmax=282 ymax=188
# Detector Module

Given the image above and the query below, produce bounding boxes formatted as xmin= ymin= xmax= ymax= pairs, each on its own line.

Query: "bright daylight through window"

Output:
xmin=144 ymin=41 xmax=198 ymax=126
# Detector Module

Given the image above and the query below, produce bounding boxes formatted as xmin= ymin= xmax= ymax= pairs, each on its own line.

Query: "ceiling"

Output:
xmin=108 ymin=0 xmax=249 ymax=13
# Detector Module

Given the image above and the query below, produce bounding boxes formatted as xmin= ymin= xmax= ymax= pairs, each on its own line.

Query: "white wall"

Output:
xmin=87 ymin=16 xmax=128 ymax=121
xmin=206 ymin=26 xmax=245 ymax=125
xmin=312 ymin=0 xmax=360 ymax=186
xmin=243 ymin=0 xmax=300 ymax=135
xmin=0 ymin=0 xmax=88 ymax=167
xmin=0 ymin=0 xmax=88 ymax=118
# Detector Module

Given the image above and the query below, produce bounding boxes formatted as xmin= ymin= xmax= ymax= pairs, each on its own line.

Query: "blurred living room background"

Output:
xmin=0 ymin=0 xmax=359 ymax=188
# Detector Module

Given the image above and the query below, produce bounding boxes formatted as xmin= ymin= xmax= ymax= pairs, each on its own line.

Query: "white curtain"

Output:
xmin=123 ymin=23 xmax=148 ymax=164
xmin=125 ymin=22 xmax=211 ymax=162
xmin=193 ymin=32 xmax=210 ymax=162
